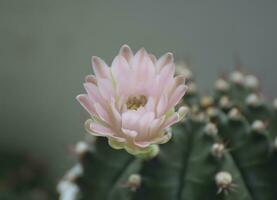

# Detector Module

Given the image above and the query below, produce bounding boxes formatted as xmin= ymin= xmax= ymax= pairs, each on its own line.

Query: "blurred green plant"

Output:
xmin=58 ymin=65 xmax=277 ymax=200
xmin=0 ymin=151 xmax=56 ymax=200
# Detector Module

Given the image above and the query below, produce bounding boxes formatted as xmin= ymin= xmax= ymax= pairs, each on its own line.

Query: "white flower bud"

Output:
xmin=228 ymin=108 xmax=241 ymax=120
xmin=246 ymin=94 xmax=261 ymax=107
xmin=219 ymin=96 xmax=232 ymax=109
xmin=200 ymin=96 xmax=214 ymax=108
xmin=215 ymin=79 xmax=230 ymax=92
xmin=229 ymin=71 xmax=244 ymax=85
xmin=206 ymin=107 xmax=218 ymax=118
xmin=211 ymin=143 xmax=225 ymax=158
xmin=215 ymin=171 xmax=232 ymax=189
xmin=127 ymin=174 xmax=141 ymax=191
xmin=191 ymin=112 xmax=206 ymax=122
xmin=204 ymin=123 xmax=218 ymax=136
xmin=65 ymin=164 xmax=83 ymax=181
xmin=75 ymin=141 xmax=90 ymax=155
xmin=57 ymin=180 xmax=79 ymax=200
xmin=175 ymin=63 xmax=193 ymax=80
xmin=84 ymin=134 xmax=97 ymax=144
xmin=244 ymin=75 xmax=259 ymax=90
xmin=251 ymin=120 xmax=266 ymax=133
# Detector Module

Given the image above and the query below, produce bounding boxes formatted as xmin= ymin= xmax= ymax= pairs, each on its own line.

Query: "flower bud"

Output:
xmin=64 ymin=164 xmax=83 ymax=182
xmin=204 ymin=122 xmax=218 ymax=136
xmin=215 ymin=79 xmax=230 ymax=92
xmin=75 ymin=141 xmax=90 ymax=155
xmin=200 ymin=96 xmax=214 ymax=108
xmin=229 ymin=71 xmax=244 ymax=85
xmin=127 ymin=174 xmax=141 ymax=191
xmin=57 ymin=180 xmax=79 ymax=200
xmin=191 ymin=112 xmax=206 ymax=122
xmin=246 ymin=94 xmax=261 ymax=107
xmin=211 ymin=143 xmax=225 ymax=158
xmin=219 ymin=96 xmax=231 ymax=109
xmin=206 ymin=107 xmax=219 ymax=119
xmin=228 ymin=108 xmax=241 ymax=120
xmin=175 ymin=63 xmax=193 ymax=80
xmin=215 ymin=171 xmax=232 ymax=189
xmin=244 ymin=75 xmax=259 ymax=90
xmin=251 ymin=120 xmax=266 ymax=133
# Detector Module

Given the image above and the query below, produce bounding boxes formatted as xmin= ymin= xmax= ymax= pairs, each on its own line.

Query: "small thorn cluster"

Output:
xmin=215 ymin=171 xmax=234 ymax=195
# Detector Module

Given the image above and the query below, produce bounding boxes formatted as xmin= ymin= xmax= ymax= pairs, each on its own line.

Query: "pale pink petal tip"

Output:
xmin=149 ymin=54 xmax=157 ymax=63
xmin=91 ymin=56 xmax=110 ymax=79
xmin=77 ymin=45 xmax=188 ymax=156
xmin=119 ymin=44 xmax=133 ymax=62
xmin=155 ymin=52 xmax=174 ymax=72
xmin=76 ymin=94 xmax=88 ymax=106
xmin=120 ymin=44 xmax=131 ymax=53
xmin=76 ymin=94 xmax=96 ymax=116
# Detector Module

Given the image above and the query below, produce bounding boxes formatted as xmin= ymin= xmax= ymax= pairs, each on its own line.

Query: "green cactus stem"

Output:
xmin=58 ymin=68 xmax=277 ymax=200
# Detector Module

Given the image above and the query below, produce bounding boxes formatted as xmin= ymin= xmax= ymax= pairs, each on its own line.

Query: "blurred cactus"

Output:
xmin=59 ymin=65 xmax=277 ymax=200
xmin=0 ymin=151 xmax=56 ymax=200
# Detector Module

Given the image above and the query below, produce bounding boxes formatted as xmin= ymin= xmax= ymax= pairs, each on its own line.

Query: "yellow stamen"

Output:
xmin=127 ymin=95 xmax=147 ymax=110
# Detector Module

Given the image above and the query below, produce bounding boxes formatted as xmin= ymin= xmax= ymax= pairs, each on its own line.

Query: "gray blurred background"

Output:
xmin=0 ymin=0 xmax=276 ymax=181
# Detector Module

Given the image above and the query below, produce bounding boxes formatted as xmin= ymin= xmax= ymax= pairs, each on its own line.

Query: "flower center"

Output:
xmin=127 ymin=95 xmax=147 ymax=110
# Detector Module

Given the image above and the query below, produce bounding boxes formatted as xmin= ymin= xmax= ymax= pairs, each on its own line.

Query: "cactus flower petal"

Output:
xmin=77 ymin=45 xmax=188 ymax=156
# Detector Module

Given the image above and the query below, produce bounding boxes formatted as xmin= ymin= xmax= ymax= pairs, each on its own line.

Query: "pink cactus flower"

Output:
xmin=77 ymin=45 xmax=188 ymax=156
